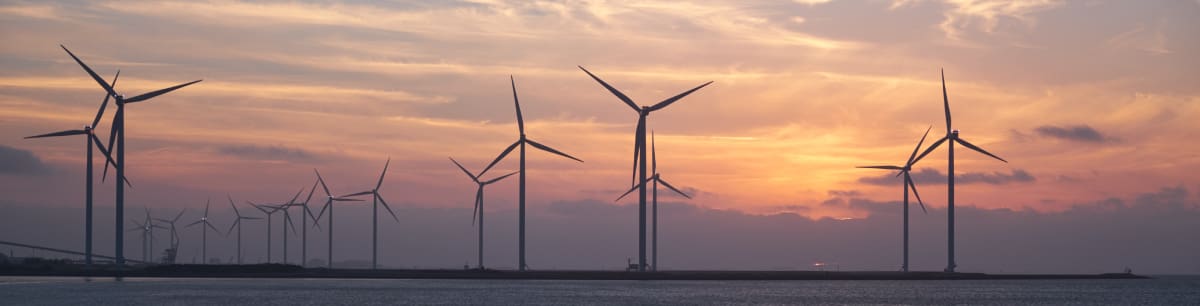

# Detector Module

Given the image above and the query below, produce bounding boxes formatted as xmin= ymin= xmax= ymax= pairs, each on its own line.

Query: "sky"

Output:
xmin=0 ymin=0 xmax=1197 ymax=273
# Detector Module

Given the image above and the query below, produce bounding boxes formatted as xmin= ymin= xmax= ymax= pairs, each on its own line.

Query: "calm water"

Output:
xmin=1 ymin=276 xmax=1197 ymax=305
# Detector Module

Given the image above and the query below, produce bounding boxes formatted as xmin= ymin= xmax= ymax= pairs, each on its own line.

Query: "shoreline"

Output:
xmin=0 ymin=264 xmax=1150 ymax=280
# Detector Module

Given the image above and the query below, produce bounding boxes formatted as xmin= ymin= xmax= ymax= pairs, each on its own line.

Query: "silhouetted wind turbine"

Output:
xmin=313 ymin=169 xmax=364 ymax=269
xmin=22 ymin=71 xmax=122 ymax=267
xmin=61 ymin=45 xmax=201 ymax=265
xmin=250 ymin=201 xmax=283 ymax=263
xmin=225 ymin=195 xmax=261 ymax=265
xmin=340 ymin=158 xmax=400 ymax=270
xmin=450 ymin=157 xmax=518 ymax=269
xmin=912 ymin=70 xmax=1008 ymax=273
xmin=271 ymin=188 xmax=304 ymax=264
xmin=185 ymin=198 xmax=223 ymax=264
xmin=856 ymin=126 xmax=932 ymax=272
xmin=615 ymin=132 xmax=691 ymax=271
xmin=129 ymin=208 xmax=165 ymax=262
xmin=153 ymin=208 xmax=187 ymax=256
xmin=478 ymin=76 xmax=582 ymax=271
xmin=580 ymin=66 xmax=710 ymax=271
xmin=293 ymin=180 xmax=322 ymax=267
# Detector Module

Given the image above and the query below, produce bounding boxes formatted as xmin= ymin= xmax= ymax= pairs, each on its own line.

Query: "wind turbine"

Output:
xmin=478 ymin=76 xmax=583 ymax=271
xmin=60 ymin=45 xmax=202 ymax=265
xmin=450 ymin=157 xmax=518 ymax=269
xmin=579 ymin=66 xmax=711 ymax=271
xmin=340 ymin=158 xmax=400 ymax=270
xmin=912 ymin=70 xmax=1008 ymax=272
xmin=250 ymin=201 xmax=283 ymax=263
xmin=292 ymin=180 xmax=322 ymax=267
xmin=615 ymin=132 xmax=691 ymax=271
xmin=225 ymin=195 xmax=261 ymax=265
xmin=185 ymin=198 xmax=224 ymax=264
xmin=153 ymin=208 xmax=187 ymax=261
xmin=313 ymin=169 xmax=364 ymax=269
xmin=22 ymin=70 xmax=122 ymax=267
xmin=129 ymin=209 xmax=165 ymax=263
xmin=270 ymin=188 xmax=304 ymax=265
xmin=856 ymin=126 xmax=933 ymax=272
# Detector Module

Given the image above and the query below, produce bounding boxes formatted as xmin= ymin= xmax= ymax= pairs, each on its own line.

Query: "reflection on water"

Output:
xmin=0 ymin=276 xmax=1197 ymax=305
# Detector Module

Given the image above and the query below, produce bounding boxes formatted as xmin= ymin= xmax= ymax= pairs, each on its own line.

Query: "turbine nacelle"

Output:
xmin=952 ymin=129 xmax=960 ymax=135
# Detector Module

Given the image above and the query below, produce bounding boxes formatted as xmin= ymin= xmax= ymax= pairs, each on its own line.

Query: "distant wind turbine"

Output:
xmin=313 ymin=169 xmax=364 ymax=269
xmin=450 ymin=157 xmax=518 ymax=269
xmin=153 ymin=208 xmax=187 ymax=258
xmin=580 ymin=66 xmax=711 ymax=271
xmin=478 ymin=76 xmax=583 ymax=271
xmin=129 ymin=208 xmax=165 ymax=262
xmin=22 ymin=70 xmax=122 ymax=267
xmin=61 ymin=45 xmax=201 ymax=265
xmin=856 ymin=126 xmax=933 ymax=272
xmin=615 ymin=132 xmax=691 ymax=271
xmin=250 ymin=201 xmax=283 ymax=263
xmin=293 ymin=180 xmax=322 ymax=267
xmin=340 ymin=158 xmax=400 ymax=270
xmin=912 ymin=70 xmax=1008 ymax=273
xmin=184 ymin=198 xmax=224 ymax=264
xmin=225 ymin=195 xmax=261 ymax=265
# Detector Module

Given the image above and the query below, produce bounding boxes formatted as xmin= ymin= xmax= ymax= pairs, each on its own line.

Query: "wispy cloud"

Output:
xmin=1033 ymin=124 xmax=1113 ymax=143
xmin=859 ymin=168 xmax=1036 ymax=186
xmin=938 ymin=0 xmax=1063 ymax=41
xmin=215 ymin=144 xmax=323 ymax=163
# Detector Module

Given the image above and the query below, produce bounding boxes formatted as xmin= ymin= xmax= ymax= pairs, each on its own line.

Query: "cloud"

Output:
xmin=938 ymin=0 xmax=1064 ymax=41
xmin=1033 ymin=124 xmax=1112 ymax=143
xmin=0 ymin=144 xmax=53 ymax=175
xmin=216 ymin=144 xmax=322 ymax=162
xmin=859 ymin=168 xmax=1036 ymax=185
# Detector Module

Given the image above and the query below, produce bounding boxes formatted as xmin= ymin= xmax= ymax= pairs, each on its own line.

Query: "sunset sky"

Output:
xmin=0 ymin=1 xmax=1197 ymax=271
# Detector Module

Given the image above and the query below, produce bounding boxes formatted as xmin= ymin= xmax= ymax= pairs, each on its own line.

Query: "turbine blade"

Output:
xmin=314 ymin=169 xmax=332 ymax=196
xmin=333 ymin=197 xmax=363 ymax=202
xmin=288 ymin=187 xmax=304 ymax=206
xmin=315 ymin=200 xmax=331 ymax=223
xmin=90 ymin=70 xmax=120 ymax=129
xmin=378 ymin=194 xmax=400 ymax=223
xmin=205 ymin=198 xmax=211 ymax=216
xmin=631 ymin=117 xmax=644 ymax=187
xmin=856 ymin=165 xmax=905 ymax=170
xmin=449 ymin=157 xmax=479 ymax=182
xmin=955 ymin=138 xmax=1007 ymax=163
xmin=615 ymin=179 xmax=650 ymax=202
xmin=526 ymin=139 xmax=583 ymax=162
xmin=578 ymin=66 xmax=639 ymax=112
xmin=185 ymin=220 xmax=204 ymax=227
xmin=656 ymin=177 xmax=691 ymax=199
xmin=376 ymin=157 xmax=390 ymax=190
xmin=122 ymin=80 xmax=202 ymax=104
xmin=90 ymin=133 xmax=119 ymax=174
xmin=482 ymin=171 xmax=519 ymax=185
xmin=225 ymin=219 xmax=238 ymax=237
xmin=304 ymin=179 xmax=318 ymax=205
xmin=284 ymin=212 xmax=298 ymax=236
xmin=228 ymin=194 xmax=241 ymax=217
xmin=206 ymin=221 xmax=224 ymax=236
xmin=101 ymin=107 xmax=120 ymax=182
xmin=511 ymin=75 xmax=525 ymax=135
xmin=173 ymin=209 xmax=186 ymax=222
xmin=341 ymin=191 xmax=373 ymax=198
xmin=471 ymin=189 xmax=482 ymax=226
xmin=941 ymin=69 xmax=952 ymax=133
xmin=906 ymin=173 xmax=928 ymax=214
xmin=651 ymin=131 xmax=659 ymax=176
xmin=479 ymin=141 xmax=520 ymax=177
xmin=60 ymin=45 xmax=117 ymax=98
xmin=648 ymin=81 xmax=713 ymax=112
xmin=912 ymin=136 xmax=948 ymax=165
xmin=906 ymin=125 xmax=934 ymax=167
xmin=24 ymin=129 xmax=87 ymax=139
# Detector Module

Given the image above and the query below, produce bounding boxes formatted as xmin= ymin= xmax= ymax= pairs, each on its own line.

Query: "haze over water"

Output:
xmin=3 ymin=276 xmax=1199 ymax=305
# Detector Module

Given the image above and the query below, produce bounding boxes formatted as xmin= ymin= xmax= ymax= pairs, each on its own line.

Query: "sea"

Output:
xmin=1 ymin=276 xmax=1197 ymax=305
